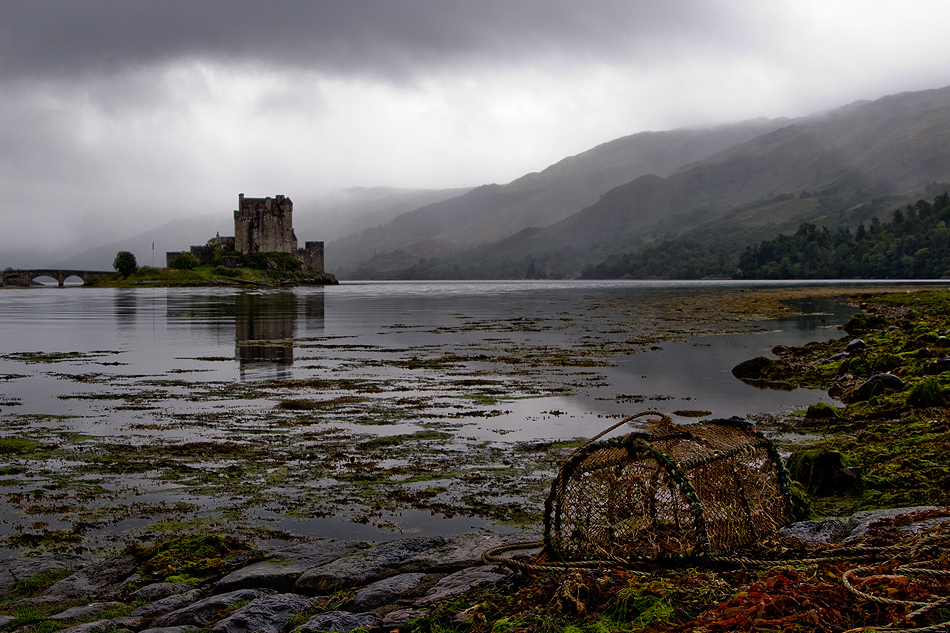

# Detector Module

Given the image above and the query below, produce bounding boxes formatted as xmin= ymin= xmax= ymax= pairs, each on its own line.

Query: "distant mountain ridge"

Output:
xmin=335 ymin=85 xmax=950 ymax=279
xmin=328 ymin=118 xmax=788 ymax=272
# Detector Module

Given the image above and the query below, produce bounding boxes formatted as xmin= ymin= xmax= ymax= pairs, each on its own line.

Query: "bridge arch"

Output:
xmin=31 ymin=275 xmax=60 ymax=286
xmin=0 ymin=269 xmax=113 ymax=288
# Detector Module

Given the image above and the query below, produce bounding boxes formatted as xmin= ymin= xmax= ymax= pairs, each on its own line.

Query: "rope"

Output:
xmin=839 ymin=561 xmax=950 ymax=633
xmin=482 ymin=527 xmax=950 ymax=632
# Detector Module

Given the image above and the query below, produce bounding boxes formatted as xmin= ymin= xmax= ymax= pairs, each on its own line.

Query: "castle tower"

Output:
xmin=233 ymin=193 xmax=298 ymax=254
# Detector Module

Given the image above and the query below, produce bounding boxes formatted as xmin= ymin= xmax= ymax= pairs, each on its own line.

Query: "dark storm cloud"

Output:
xmin=0 ymin=0 xmax=730 ymax=81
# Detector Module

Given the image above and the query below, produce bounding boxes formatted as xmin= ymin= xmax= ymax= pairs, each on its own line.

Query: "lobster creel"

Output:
xmin=543 ymin=415 xmax=793 ymax=563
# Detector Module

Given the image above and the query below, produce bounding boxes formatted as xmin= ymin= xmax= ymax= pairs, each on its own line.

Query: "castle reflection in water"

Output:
xmin=235 ymin=291 xmax=325 ymax=377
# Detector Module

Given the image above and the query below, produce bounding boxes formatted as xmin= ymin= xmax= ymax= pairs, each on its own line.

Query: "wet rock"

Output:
xmin=295 ymin=536 xmax=445 ymax=593
xmin=50 ymin=602 xmax=122 ymax=621
xmin=130 ymin=582 xmax=196 ymax=602
xmin=56 ymin=620 xmax=130 ymax=633
xmin=108 ymin=573 xmax=142 ymax=599
xmin=846 ymin=339 xmax=867 ymax=353
xmin=916 ymin=347 xmax=933 ymax=359
xmin=402 ymin=532 xmax=540 ymax=573
xmin=934 ymin=356 xmax=950 ymax=373
xmin=787 ymin=450 xmax=860 ymax=495
xmin=0 ymin=554 xmax=82 ymax=596
xmin=846 ymin=506 xmax=940 ymax=540
xmin=350 ymin=572 xmax=428 ymax=612
xmin=804 ymin=402 xmax=841 ymax=419
xmin=150 ymin=589 xmax=265 ymax=629
xmin=731 ymin=356 xmax=774 ymax=381
xmin=822 ymin=352 xmax=850 ymax=363
xmin=780 ymin=519 xmax=853 ymax=544
xmin=381 ymin=608 xmax=425 ymax=628
xmin=215 ymin=540 xmax=364 ymax=593
xmin=416 ymin=567 xmax=509 ymax=606
xmin=114 ymin=588 xmax=204 ymax=628
xmin=209 ymin=593 xmax=319 ymax=633
xmin=138 ymin=628 xmax=202 ymax=633
xmin=40 ymin=555 xmax=138 ymax=602
xmin=296 ymin=611 xmax=380 ymax=633
xmin=852 ymin=373 xmax=904 ymax=401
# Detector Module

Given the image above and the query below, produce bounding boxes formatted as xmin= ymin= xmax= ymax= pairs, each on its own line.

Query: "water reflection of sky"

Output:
xmin=0 ymin=281 xmax=920 ymax=428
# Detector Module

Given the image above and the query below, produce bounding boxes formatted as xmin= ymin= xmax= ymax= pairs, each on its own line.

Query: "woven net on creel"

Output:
xmin=542 ymin=411 xmax=793 ymax=563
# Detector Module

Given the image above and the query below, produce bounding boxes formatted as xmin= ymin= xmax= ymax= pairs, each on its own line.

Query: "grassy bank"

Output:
xmin=91 ymin=264 xmax=337 ymax=287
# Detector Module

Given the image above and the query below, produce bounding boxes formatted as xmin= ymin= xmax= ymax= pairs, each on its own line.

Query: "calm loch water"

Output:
xmin=0 ymin=280 xmax=927 ymax=553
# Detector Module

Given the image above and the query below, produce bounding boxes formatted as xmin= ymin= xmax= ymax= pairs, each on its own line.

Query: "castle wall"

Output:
xmin=234 ymin=194 xmax=297 ymax=254
xmin=190 ymin=245 xmax=213 ymax=264
xmin=298 ymin=241 xmax=325 ymax=273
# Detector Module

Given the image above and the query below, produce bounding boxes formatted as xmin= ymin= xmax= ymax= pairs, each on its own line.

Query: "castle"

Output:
xmin=167 ymin=194 xmax=324 ymax=272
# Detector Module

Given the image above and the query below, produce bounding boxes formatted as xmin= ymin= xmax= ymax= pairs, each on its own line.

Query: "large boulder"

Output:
xmin=54 ymin=621 xmax=131 ymax=633
xmin=401 ymin=532 xmax=540 ymax=573
xmin=50 ymin=603 xmax=122 ymax=621
xmin=209 ymin=593 xmax=319 ymax=633
xmin=845 ymin=506 xmax=942 ymax=540
xmin=850 ymin=373 xmax=904 ymax=401
xmin=786 ymin=450 xmax=861 ymax=495
xmin=415 ymin=567 xmax=509 ymax=606
xmin=129 ymin=583 xmax=196 ymax=602
xmin=295 ymin=536 xmax=445 ymax=593
xmin=113 ymin=588 xmax=204 ymax=629
xmin=731 ymin=356 xmax=775 ymax=381
xmin=0 ymin=554 xmax=82 ymax=596
xmin=295 ymin=611 xmax=381 ymax=633
xmin=781 ymin=506 xmax=945 ymax=545
xmin=214 ymin=540 xmax=364 ymax=593
xmin=779 ymin=519 xmax=852 ymax=544
xmin=39 ymin=555 xmax=138 ymax=603
xmin=149 ymin=589 xmax=266 ymax=629
xmin=349 ymin=573 xmax=428 ymax=612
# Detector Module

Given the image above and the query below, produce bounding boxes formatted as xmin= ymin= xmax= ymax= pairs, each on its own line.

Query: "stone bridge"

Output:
xmin=1 ymin=269 xmax=113 ymax=287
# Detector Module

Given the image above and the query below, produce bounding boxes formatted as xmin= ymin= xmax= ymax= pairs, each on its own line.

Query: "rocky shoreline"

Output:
xmin=2 ymin=506 xmax=946 ymax=633
xmin=0 ymin=532 xmax=529 ymax=633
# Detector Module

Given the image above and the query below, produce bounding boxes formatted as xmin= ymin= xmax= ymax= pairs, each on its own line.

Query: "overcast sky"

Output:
xmin=2 ymin=0 xmax=950 ymax=266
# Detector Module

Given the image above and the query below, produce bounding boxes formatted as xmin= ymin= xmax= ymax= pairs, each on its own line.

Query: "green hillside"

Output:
xmin=736 ymin=193 xmax=950 ymax=279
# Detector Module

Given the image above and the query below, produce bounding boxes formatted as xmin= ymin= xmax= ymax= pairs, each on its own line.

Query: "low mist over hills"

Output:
xmin=334 ymin=85 xmax=950 ymax=280
xmin=327 ymin=118 xmax=787 ymax=273
xmin=49 ymin=85 xmax=950 ymax=278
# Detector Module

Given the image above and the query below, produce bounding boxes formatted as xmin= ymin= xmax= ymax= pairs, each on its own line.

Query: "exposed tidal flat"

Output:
xmin=0 ymin=280 xmax=943 ymax=559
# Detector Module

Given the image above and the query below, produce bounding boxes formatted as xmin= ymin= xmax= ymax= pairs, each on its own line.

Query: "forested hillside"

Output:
xmin=735 ymin=193 xmax=950 ymax=279
xmin=582 ymin=192 xmax=950 ymax=280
